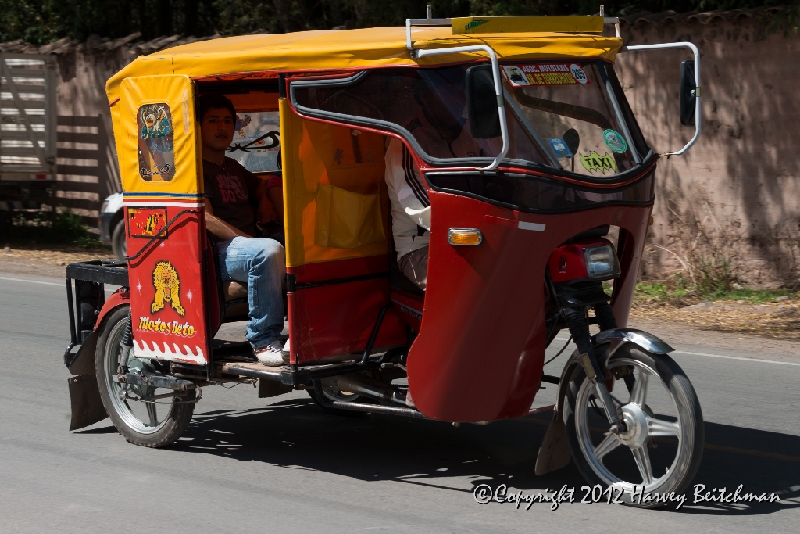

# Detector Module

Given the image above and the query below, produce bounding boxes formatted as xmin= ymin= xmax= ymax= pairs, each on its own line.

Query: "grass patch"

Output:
xmin=2 ymin=210 xmax=109 ymax=250
xmin=635 ymin=281 xmax=796 ymax=305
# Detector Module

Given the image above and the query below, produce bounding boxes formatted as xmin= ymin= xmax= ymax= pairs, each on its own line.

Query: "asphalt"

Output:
xmin=1 ymin=273 xmax=798 ymax=533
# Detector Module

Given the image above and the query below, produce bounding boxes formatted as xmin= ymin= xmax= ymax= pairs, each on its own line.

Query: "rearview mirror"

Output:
xmin=680 ymin=59 xmax=696 ymax=127
xmin=466 ymin=65 xmax=501 ymax=138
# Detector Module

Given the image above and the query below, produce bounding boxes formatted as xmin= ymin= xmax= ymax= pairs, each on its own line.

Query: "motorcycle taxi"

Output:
xmin=63 ymin=15 xmax=705 ymax=505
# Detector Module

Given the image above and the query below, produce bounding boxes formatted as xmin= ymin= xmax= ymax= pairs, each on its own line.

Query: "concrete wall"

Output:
xmin=616 ymin=10 xmax=800 ymax=287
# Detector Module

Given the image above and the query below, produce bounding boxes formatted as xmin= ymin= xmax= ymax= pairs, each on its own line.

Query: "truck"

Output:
xmin=0 ymin=53 xmax=58 ymax=226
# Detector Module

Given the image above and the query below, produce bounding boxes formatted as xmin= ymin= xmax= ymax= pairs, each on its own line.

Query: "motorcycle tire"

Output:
xmin=95 ymin=305 xmax=195 ymax=447
xmin=563 ymin=346 xmax=704 ymax=507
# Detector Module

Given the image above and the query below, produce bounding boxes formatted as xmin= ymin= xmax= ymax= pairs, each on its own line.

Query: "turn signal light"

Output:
xmin=448 ymin=228 xmax=483 ymax=246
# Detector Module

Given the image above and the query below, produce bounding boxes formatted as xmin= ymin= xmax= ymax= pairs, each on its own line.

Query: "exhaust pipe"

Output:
xmin=320 ymin=374 xmax=407 ymax=405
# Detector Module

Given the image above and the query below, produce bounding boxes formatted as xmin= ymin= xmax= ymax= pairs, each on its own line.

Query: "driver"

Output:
xmin=384 ymin=75 xmax=491 ymax=290
xmin=199 ymin=94 xmax=286 ymax=365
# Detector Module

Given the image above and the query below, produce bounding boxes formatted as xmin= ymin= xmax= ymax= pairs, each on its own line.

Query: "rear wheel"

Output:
xmin=563 ymin=347 xmax=704 ymax=507
xmin=95 ymin=306 xmax=195 ymax=447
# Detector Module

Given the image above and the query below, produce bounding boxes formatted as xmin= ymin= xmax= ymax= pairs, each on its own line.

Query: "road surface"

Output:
xmin=1 ymin=273 xmax=798 ymax=532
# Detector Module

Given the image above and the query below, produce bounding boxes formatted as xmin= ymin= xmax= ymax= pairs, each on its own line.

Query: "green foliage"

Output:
xmin=636 ymin=281 xmax=795 ymax=303
xmin=1 ymin=0 xmax=797 ymax=44
xmin=4 ymin=209 xmax=106 ymax=248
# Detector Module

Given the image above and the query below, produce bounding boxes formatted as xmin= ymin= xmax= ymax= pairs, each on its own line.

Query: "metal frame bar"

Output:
xmin=621 ymin=42 xmax=702 ymax=157
xmin=404 ymin=25 xmax=510 ymax=171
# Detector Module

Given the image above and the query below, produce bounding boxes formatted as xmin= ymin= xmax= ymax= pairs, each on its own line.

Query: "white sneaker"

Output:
xmin=254 ymin=340 xmax=286 ymax=366
xmin=281 ymin=338 xmax=290 ymax=357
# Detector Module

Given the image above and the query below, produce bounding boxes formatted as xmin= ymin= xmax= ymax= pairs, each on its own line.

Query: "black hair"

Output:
xmin=197 ymin=93 xmax=236 ymax=123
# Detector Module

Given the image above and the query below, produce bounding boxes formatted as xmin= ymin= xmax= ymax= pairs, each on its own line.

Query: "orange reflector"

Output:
xmin=448 ymin=228 xmax=483 ymax=246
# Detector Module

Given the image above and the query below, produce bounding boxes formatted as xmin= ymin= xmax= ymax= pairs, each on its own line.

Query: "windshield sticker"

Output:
xmin=502 ymin=64 xmax=591 ymax=87
xmin=137 ymin=103 xmax=175 ymax=181
xmin=547 ymin=137 xmax=574 ymax=158
xmin=602 ymin=129 xmax=628 ymax=153
xmin=579 ymin=151 xmax=617 ymax=174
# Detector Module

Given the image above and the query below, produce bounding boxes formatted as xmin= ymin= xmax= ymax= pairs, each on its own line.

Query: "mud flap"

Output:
xmin=534 ymin=412 xmax=572 ymax=475
xmin=67 ymin=330 xmax=108 ymax=431
xmin=68 ymin=375 xmax=108 ymax=431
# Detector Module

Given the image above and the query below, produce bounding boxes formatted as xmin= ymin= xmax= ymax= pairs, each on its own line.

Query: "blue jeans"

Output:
xmin=217 ymin=236 xmax=285 ymax=349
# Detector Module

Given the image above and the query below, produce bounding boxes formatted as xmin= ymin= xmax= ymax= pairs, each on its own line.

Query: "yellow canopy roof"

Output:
xmin=106 ymin=26 xmax=622 ymax=100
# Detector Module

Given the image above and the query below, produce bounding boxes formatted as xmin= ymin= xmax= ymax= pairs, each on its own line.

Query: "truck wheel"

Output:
xmin=563 ymin=346 xmax=704 ymax=507
xmin=95 ymin=305 xmax=195 ymax=447
xmin=111 ymin=219 xmax=126 ymax=260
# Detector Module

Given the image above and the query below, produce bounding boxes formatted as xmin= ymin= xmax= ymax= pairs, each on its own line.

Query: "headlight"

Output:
xmin=583 ymin=244 xmax=621 ymax=280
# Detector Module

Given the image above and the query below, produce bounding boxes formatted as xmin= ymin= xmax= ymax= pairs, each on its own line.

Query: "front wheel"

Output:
xmin=95 ymin=306 xmax=195 ymax=447
xmin=563 ymin=347 xmax=704 ymax=507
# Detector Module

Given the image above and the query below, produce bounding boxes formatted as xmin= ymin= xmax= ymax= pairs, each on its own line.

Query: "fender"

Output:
xmin=534 ymin=328 xmax=673 ymax=476
xmin=95 ymin=288 xmax=131 ymax=330
xmin=554 ymin=328 xmax=673 ymax=415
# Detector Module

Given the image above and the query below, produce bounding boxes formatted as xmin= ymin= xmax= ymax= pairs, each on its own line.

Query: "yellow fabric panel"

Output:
xmin=454 ymin=16 xmax=604 ymax=34
xmin=106 ymin=27 xmax=622 ymax=102
xmin=280 ymin=98 xmax=388 ymax=267
xmin=315 ymin=184 xmax=385 ymax=249
xmin=115 ymin=75 xmax=200 ymax=195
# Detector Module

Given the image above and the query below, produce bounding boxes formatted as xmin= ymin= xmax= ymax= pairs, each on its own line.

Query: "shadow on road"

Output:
xmin=120 ymin=396 xmax=800 ymax=515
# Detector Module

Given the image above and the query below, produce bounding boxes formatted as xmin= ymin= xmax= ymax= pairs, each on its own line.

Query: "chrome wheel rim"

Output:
xmin=574 ymin=357 xmax=684 ymax=495
xmin=103 ymin=319 xmax=173 ymax=434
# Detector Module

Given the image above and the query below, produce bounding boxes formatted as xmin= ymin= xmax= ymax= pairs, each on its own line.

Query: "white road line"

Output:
xmin=0 ymin=275 xmax=116 ymax=292
xmin=673 ymin=350 xmax=800 ymax=367
xmin=0 ymin=276 xmax=61 ymax=287
xmin=551 ymin=335 xmax=800 ymax=367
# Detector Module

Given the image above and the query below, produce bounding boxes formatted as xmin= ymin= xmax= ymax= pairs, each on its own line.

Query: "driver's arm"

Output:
xmin=204 ymin=199 xmax=251 ymax=240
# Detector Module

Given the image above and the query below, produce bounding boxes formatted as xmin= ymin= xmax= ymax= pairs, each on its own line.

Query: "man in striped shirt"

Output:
xmin=384 ymin=138 xmax=432 ymax=290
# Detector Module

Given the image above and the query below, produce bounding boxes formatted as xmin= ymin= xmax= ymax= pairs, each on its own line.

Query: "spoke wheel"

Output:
xmin=95 ymin=306 xmax=195 ymax=447
xmin=563 ymin=346 xmax=704 ymax=507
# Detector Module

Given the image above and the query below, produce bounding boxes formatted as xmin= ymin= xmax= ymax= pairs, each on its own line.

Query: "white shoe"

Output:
xmin=254 ymin=340 xmax=286 ymax=366
xmin=281 ymin=338 xmax=290 ymax=357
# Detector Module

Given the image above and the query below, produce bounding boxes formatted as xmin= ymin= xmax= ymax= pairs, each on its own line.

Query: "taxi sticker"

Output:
xmin=602 ymin=129 xmax=628 ymax=153
xmin=579 ymin=151 xmax=617 ymax=174
xmin=503 ymin=63 xmax=591 ymax=87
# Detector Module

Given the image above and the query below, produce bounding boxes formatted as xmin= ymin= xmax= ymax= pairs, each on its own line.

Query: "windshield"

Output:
xmin=502 ymin=61 xmax=646 ymax=177
xmin=290 ymin=61 xmax=648 ymax=178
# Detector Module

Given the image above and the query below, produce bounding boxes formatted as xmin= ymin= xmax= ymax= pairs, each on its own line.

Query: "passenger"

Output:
xmin=198 ymin=93 xmax=286 ymax=365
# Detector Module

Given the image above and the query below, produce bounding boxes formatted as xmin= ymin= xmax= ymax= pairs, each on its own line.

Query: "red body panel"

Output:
xmin=125 ymin=206 xmax=211 ymax=365
xmin=287 ymin=256 xmax=408 ymax=364
xmin=94 ymin=288 xmax=131 ymax=329
xmin=406 ymin=192 xmax=651 ymax=422
xmin=390 ymin=290 xmax=424 ymax=332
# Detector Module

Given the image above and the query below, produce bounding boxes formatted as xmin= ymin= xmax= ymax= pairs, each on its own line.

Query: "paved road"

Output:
xmin=1 ymin=273 xmax=798 ymax=533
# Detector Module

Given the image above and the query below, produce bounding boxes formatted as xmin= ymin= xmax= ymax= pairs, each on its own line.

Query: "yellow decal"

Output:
xmin=151 ymin=260 xmax=185 ymax=316
xmin=579 ymin=151 xmax=617 ymax=174
xmin=138 ymin=317 xmax=196 ymax=337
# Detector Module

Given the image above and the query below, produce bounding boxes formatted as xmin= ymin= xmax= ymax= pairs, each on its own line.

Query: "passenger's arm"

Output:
xmin=204 ymin=199 xmax=250 ymax=240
